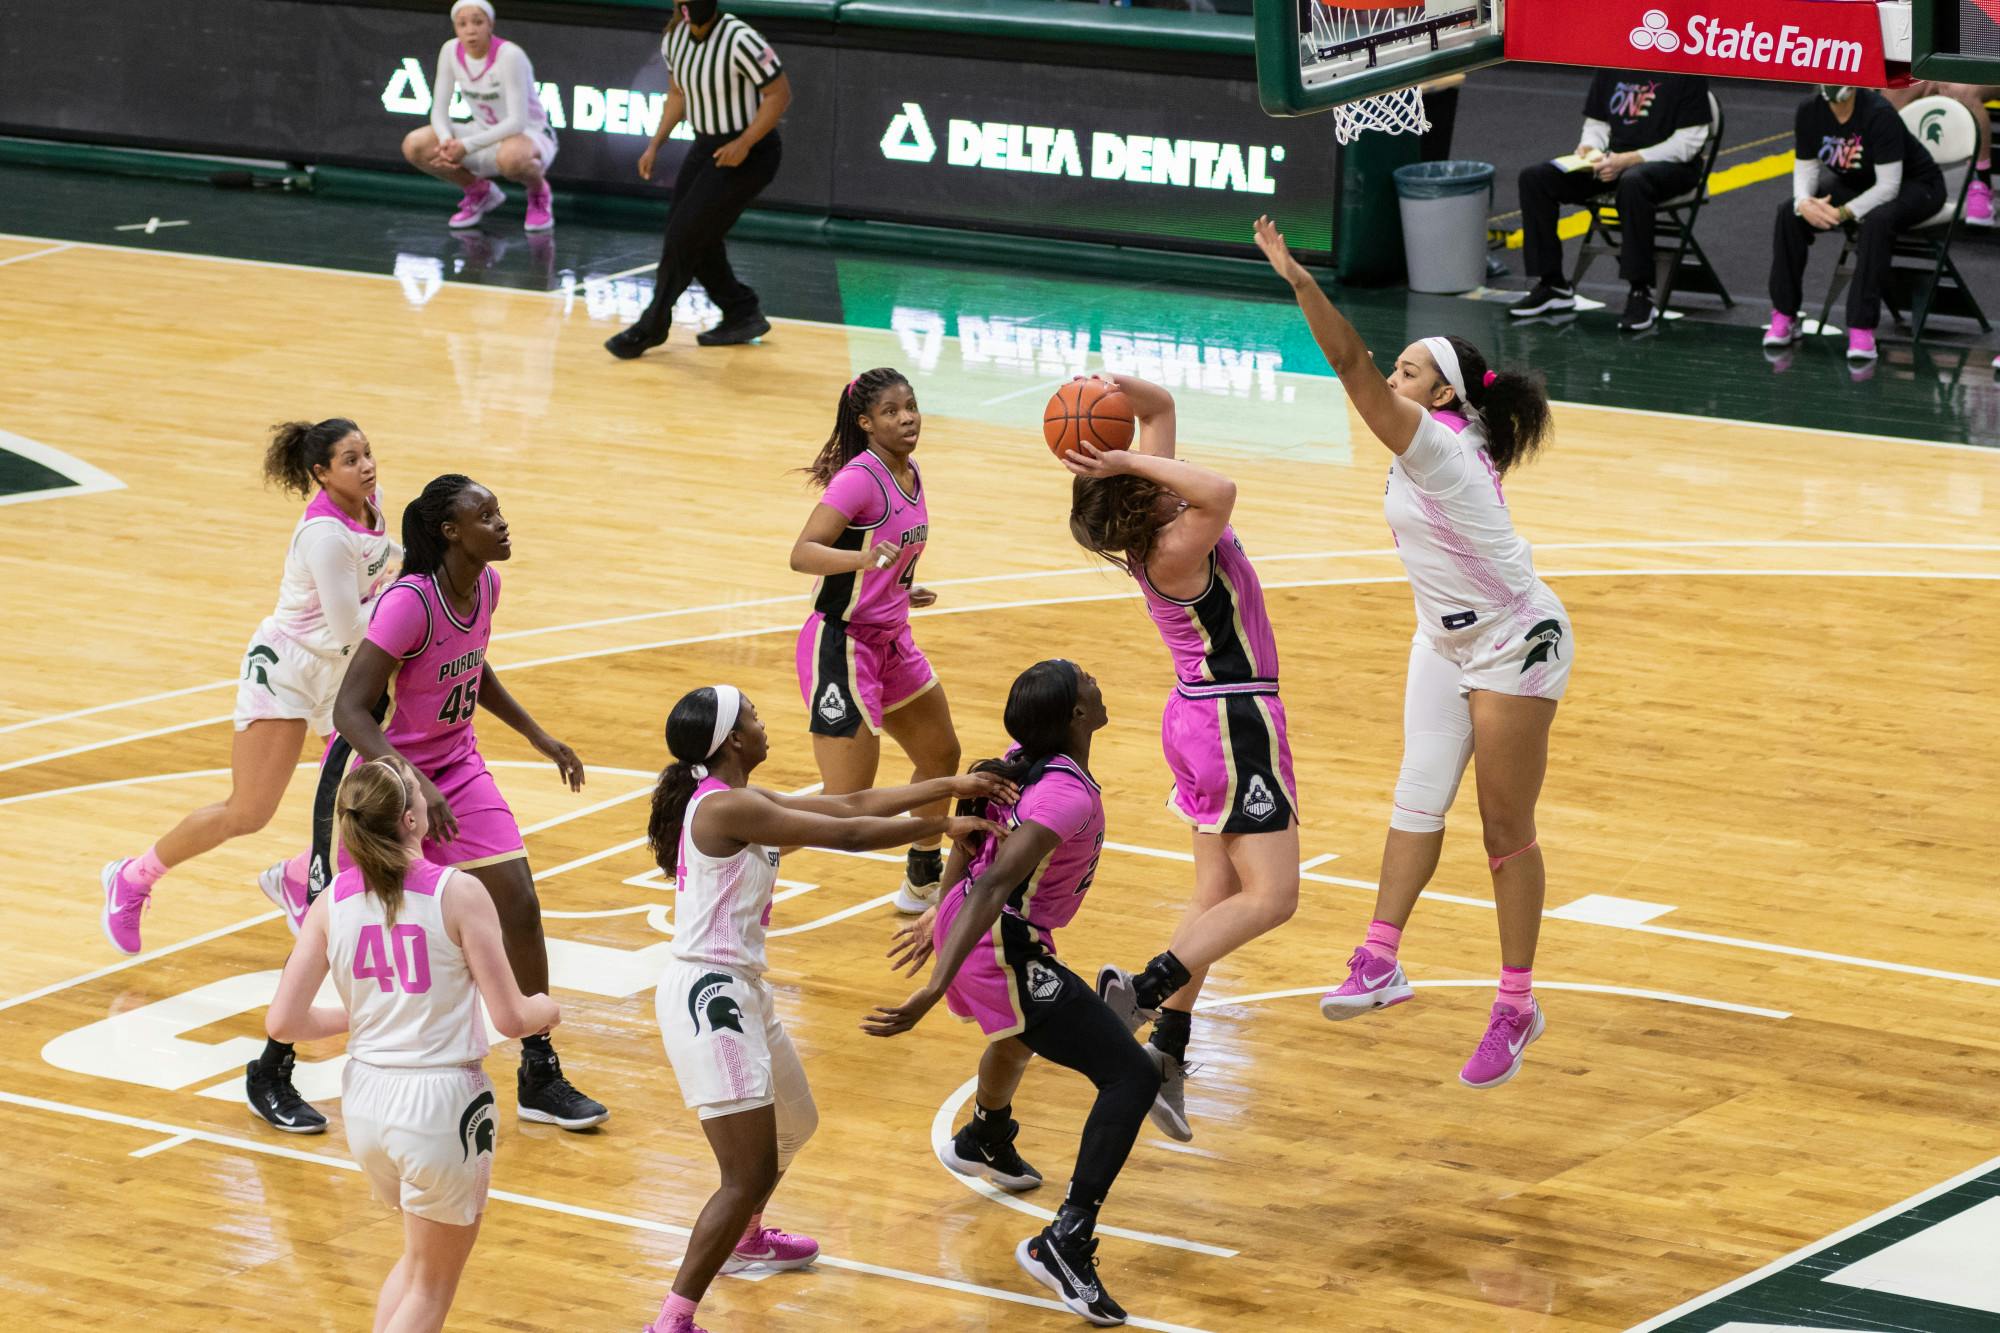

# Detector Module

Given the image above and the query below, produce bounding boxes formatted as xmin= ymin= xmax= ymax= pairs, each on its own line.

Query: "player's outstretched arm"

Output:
xmin=267 ymin=897 xmax=348 ymax=1043
xmin=771 ymin=771 xmax=1017 ymax=819
xmin=705 ymin=790 xmax=1002 ymax=858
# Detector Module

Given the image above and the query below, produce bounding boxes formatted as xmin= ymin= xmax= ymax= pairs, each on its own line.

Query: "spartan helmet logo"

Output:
xmin=688 ymin=971 xmax=746 ymax=1036
xmin=816 ymin=683 xmax=849 ymax=726
xmin=1920 ymin=107 xmax=1949 ymax=145
xmin=1241 ymin=774 xmax=1277 ymax=822
xmin=1520 ymin=618 xmax=1565 ymax=671
xmin=458 ymin=1089 xmax=496 ymax=1161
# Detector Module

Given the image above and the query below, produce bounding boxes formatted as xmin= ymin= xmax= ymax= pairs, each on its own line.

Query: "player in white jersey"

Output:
xmin=638 ymin=684 xmax=1007 ymax=1333
xmin=269 ymin=757 xmax=558 ymax=1333
xmin=1258 ymin=215 xmax=1571 ymax=1091
xmin=400 ymin=1 xmax=559 ymax=232
xmin=101 ymin=420 xmax=398 ymax=980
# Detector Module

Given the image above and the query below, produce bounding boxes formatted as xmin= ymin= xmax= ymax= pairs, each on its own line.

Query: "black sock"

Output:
xmin=1052 ymin=1199 xmax=1098 ymax=1247
xmin=971 ymin=1100 xmax=1012 ymax=1147
xmin=1150 ymin=1007 xmax=1192 ymax=1062
xmin=906 ymin=847 xmax=942 ymax=884
xmin=1130 ymin=950 xmax=1191 ymax=1011
xmin=255 ymin=1038 xmax=294 ymax=1074
xmin=521 ymin=1033 xmax=553 ymax=1060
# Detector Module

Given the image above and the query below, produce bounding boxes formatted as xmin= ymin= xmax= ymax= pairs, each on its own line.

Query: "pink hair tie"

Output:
xmin=1482 ymin=370 xmax=1498 ymax=387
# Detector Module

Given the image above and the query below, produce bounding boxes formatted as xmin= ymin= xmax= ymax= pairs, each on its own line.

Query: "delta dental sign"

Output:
xmin=1507 ymin=0 xmax=1903 ymax=86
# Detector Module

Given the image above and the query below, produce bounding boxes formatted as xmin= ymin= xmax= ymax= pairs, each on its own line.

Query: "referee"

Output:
xmin=606 ymin=0 xmax=791 ymax=359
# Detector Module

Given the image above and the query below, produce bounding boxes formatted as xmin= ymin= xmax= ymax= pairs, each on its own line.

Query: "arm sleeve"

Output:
xmin=1579 ymin=118 xmax=1611 ymax=153
xmin=1637 ymin=122 xmax=1710 ymax=165
xmin=365 ymin=583 xmax=429 ymax=659
xmin=1794 ymin=158 xmax=1820 ymax=206
xmin=1844 ymin=159 xmax=1904 ymax=219
xmin=1398 ymin=416 xmax=1471 ymax=492
xmin=729 ymin=26 xmax=784 ymax=89
xmin=459 ymin=45 xmax=535 ymax=152
xmin=1017 ymin=774 xmax=1095 ymax=843
xmin=431 ymin=46 xmax=456 ymax=142
xmin=820 ymin=465 xmax=889 ymax=527
xmin=300 ymin=524 xmax=368 ymax=649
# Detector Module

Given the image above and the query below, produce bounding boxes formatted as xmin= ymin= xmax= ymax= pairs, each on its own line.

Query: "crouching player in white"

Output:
xmin=268 ymin=757 xmax=560 ymax=1333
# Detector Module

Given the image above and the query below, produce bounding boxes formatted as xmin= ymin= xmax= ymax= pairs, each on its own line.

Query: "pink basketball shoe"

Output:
xmin=257 ymin=860 xmax=311 ymax=935
xmin=1319 ymin=947 xmax=1414 ymax=1021
xmin=1459 ymin=1000 xmax=1547 ymax=1089
xmin=641 ymin=1317 xmax=707 ymax=1333
xmin=523 ymin=182 xmax=554 ymax=232
xmin=448 ymin=181 xmax=505 ymax=229
xmin=100 ymin=859 xmax=150 ymax=955
xmin=720 ymin=1225 xmax=819 ymax=1274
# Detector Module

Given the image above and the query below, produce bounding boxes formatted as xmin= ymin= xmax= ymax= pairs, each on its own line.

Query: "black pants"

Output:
xmin=635 ymin=131 xmax=782 ymax=335
xmin=1769 ymin=176 xmax=1949 ymax=329
xmin=1517 ymin=158 xmax=1700 ymax=287
xmin=1016 ymin=969 xmax=1161 ymax=1212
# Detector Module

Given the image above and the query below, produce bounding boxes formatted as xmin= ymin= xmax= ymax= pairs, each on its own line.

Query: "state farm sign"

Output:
xmin=1506 ymin=0 xmax=1904 ymax=87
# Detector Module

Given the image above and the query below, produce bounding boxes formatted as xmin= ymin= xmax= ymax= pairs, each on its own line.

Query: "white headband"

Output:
xmin=451 ymin=0 xmax=495 ymax=22
xmin=1420 ymin=337 xmax=1469 ymax=407
xmin=689 ymin=684 xmax=741 ymax=779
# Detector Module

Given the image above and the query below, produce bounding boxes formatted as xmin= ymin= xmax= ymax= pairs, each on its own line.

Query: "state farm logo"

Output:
xmin=1626 ymin=6 xmax=1864 ymax=74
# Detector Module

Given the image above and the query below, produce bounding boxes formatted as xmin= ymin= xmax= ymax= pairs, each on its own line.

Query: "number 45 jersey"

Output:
xmin=328 ymin=858 xmax=488 ymax=1067
xmin=365 ymin=567 xmax=501 ymax=773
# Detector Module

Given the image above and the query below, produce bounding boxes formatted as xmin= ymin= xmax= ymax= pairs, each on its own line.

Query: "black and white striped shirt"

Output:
xmin=662 ymin=14 xmax=784 ymax=138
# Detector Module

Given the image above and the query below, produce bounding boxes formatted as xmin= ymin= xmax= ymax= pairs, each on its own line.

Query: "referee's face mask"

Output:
xmin=679 ymin=0 xmax=720 ymax=28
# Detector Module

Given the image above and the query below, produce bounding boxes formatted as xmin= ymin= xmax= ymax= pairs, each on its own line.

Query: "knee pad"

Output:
xmin=1390 ymin=728 xmax=1474 ymax=834
xmin=773 ymin=1085 xmax=819 ymax=1171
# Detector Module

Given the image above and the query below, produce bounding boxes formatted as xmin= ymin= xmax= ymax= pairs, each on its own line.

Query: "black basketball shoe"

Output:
xmin=245 ymin=1054 xmax=327 ymax=1134
xmin=940 ymin=1119 xmax=1043 ymax=1192
xmin=1016 ymin=1226 xmax=1126 ymax=1326
xmin=517 ymin=1045 xmax=609 ymax=1130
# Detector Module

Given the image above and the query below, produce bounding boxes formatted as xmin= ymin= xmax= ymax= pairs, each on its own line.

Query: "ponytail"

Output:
xmin=401 ymin=473 xmax=477 ymax=578
xmin=1445 ymin=335 xmax=1551 ymax=475
xmin=801 ymin=367 xmax=910 ymax=489
xmin=956 ymin=660 xmax=1082 ymax=851
xmin=335 ymin=759 xmax=416 ymax=931
xmin=647 ymin=686 xmax=737 ymax=874
xmin=263 ymin=418 xmax=359 ymax=498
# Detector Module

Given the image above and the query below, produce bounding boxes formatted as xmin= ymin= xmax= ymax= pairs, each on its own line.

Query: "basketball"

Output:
xmin=1043 ymin=379 xmax=1136 ymax=459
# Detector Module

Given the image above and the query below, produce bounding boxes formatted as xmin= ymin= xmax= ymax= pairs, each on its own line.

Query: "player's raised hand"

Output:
xmin=949 ymin=770 xmax=1020 ymax=805
xmin=1061 ymin=439 xmax=1135 ymax=479
xmin=1254 ymin=214 xmax=1310 ymax=286
xmin=945 ymin=815 xmax=1007 ymax=845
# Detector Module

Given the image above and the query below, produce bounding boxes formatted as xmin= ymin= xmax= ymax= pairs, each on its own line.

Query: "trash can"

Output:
xmin=1392 ymin=161 xmax=1495 ymax=295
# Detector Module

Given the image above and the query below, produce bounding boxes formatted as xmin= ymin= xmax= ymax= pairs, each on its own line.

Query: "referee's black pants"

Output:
xmin=634 ymin=131 xmax=781 ymax=337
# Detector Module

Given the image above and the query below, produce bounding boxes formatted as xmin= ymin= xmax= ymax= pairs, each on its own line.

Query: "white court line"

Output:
xmin=0 ymin=713 xmax=232 ymax=777
xmin=1624 ymin=1152 xmax=2000 ymax=1333
xmin=1198 ymin=980 xmax=1792 ymax=1021
xmin=928 ymin=1076 xmax=1241 ymax=1259
xmin=0 ymin=1087 xmax=1213 ymax=1333
xmin=0 ymin=242 xmax=71 ymax=268
xmin=0 ymin=426 xmax=126 ymax=509
xmin=129 ymin=1132 xmax=193 ymax=1158
xmin=1298 ymin=853 xmax=1340 ymax=870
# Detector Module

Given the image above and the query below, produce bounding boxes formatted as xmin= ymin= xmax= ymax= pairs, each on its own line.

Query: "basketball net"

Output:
xmin=1332 ymin=86 xmax=1430 ymax=144
xmin=1310 ymin=1 xmax=1436 ymax=144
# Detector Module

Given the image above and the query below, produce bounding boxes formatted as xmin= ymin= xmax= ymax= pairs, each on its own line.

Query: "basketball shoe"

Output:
xmin=1459 ymin=1000 xmax=1547 ymax=1089
xmin=1319 ymin=947 xmax=1415 ymax=1020
xmin=1017 ymin=1226 xmax=1126 ymax=1326
xmin=720 ymin=1225 xmax=819 ymax=1273
xmin=940 ymin=1118 xmax=1043 ymax=1192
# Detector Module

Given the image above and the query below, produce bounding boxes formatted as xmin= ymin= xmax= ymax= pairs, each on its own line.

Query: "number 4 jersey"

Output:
xmin=327 ymin=858 xmax=488 ymax=1067
xmin=365 ymin=567 xmax=500 ymax=773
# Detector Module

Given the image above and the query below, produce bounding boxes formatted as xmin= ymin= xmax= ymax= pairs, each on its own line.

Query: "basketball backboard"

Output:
xmin=1253 ymin=0 xmax=1506 ymax=118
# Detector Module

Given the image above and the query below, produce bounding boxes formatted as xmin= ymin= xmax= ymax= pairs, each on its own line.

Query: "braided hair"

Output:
xmin=400 ymin=473 xmax=478 ymax=578
xmin=262 ymin=418 xmax=359 ymax=498
xmin=1434 ymin=336 xmax=1551 ymax=476
xmin=802 ymin=367 xmax=912 ymax=489
xmin=955 ymin=660 xmax=1082 ymax=856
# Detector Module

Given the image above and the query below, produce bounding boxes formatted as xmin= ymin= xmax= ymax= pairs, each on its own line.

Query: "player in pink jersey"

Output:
xmin=318 ymin=473 xmax=608 ymax=1131
xmin=1066 ymin=373 xmax=1301 ymax=1144
xmin=97 ymin=419 xmax=399 ymax=1132
xmin=639 ymin=685 xmax=1006 ymax=1333
xmin=1258 ymin=215 xmax=1567 ymax=1089
xmin=790 ymin=366 xmax=966 ymax=916
xmin=268 ymin=757 xmax=559 ymax=1333
xmin=867 ymin=660 xmax=1157 ymax=1327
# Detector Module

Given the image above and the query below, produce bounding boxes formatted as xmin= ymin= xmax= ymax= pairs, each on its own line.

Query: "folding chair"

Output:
xmin=1570 ymin=91 xmax=1732 ymax=313
xmin=1819 ymin=95 xmax=1991 ymax=346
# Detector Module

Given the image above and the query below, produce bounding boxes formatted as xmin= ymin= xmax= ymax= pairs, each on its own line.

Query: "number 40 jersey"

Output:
xmin=327 ymin=858 xmax=488 ymax=1068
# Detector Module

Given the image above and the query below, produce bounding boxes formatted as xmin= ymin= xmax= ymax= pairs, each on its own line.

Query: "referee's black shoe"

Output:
xmin=245 ymin=1053 xmax=327 ymax=1134
xmin=697 ymin=312 xmax=771 ymax=346
xmin=605 ymin=322 xmax=669 ymax=360
xmin=517 ymin=1042 xmax=609 ymax=1130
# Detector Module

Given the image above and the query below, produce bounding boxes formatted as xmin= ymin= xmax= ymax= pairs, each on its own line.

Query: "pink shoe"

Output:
xmin=524 ymin=183 xmax=554 ymax=232
xmin=448 ymin=181 xmax=505 ymax=229
xmin=257 ymin=860 xmax=311 ymax=936
xmin=1847 ymin=328 xmax=1878 ymax=362
xmin=719 ymin=1225 xmax=819 ymax=1274
xmin=1762 ymin=310 xmax=1803 ymax=348
xmin=100 ymin=859 xmax=150 ymax=955
xmin=1319 ymin=947 xmax=1414 ymax=1021
xmin=1969 ymin=178 xmax=1993 ymax=225
xmin=1459 ymin=1000 xmax=1547 ymax=1089
xmin=641 ymin=1318 xmax=707 ymax=1333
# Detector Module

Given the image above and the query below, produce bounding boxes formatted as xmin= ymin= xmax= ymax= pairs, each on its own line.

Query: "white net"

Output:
xmin=1331 ymin=85 xmax=1430 ymax=144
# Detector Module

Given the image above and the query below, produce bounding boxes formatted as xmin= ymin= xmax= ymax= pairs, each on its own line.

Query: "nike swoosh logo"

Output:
xmin=1048 ymin=1246 xmax=1101 ymax=1303
xmin=1506 ymin=1032 xmax=1528 ymax=1057
xmin=736 ymin=1246 xmax=778 ymax=1261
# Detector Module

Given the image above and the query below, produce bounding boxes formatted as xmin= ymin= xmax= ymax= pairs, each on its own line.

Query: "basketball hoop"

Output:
xmin=1332 ymin=84 xmax=1429 ymax=144
xmin=1307 ymin=1 xmax=1454 ymax=142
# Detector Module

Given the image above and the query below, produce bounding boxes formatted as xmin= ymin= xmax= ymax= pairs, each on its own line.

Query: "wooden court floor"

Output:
xmin=2 ymin=235 xmax=1997 ymax=1332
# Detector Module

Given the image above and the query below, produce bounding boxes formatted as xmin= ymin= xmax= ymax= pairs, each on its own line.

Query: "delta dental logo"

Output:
xmin=880 ymin=101 xmax=1282 ymax=195
xmin=381 ymin=57 xmax=695 ymax=141
xmin=1628 ymin=6 xmax=1865 ymax=74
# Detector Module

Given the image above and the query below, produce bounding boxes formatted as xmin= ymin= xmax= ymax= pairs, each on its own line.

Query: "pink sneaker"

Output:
xmin=719 ymin=1225 xmax=819 ymax=1274
xmin=524 ymin=183 xmax=554 ymax=232
xmin=1459 ymin=1000 xmax=1547 ymax=1089
xmin=257 ymin=860 xmax=311 ymax=936
xmin=1969 ymin=178 xmax=1993 ymax=225
xmin=1319 ymin=947 xmax=1414 ymax=1021
xmin=448 ymin=181 xmax=505 ymax=229
xmin=1762 ymin=311 xmax=1803 ymax=348
xmin=1847 ymin=328 xmax=1878 ymax=362
xmin=641 ymin=1318 xmax=707 ymax=1333
xmin=100 ymin=859 xmax=150 ymax=955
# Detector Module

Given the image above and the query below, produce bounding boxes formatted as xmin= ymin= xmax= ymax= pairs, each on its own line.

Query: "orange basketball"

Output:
xmin=1043 ymin=379 xmax=1135 ymax=459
